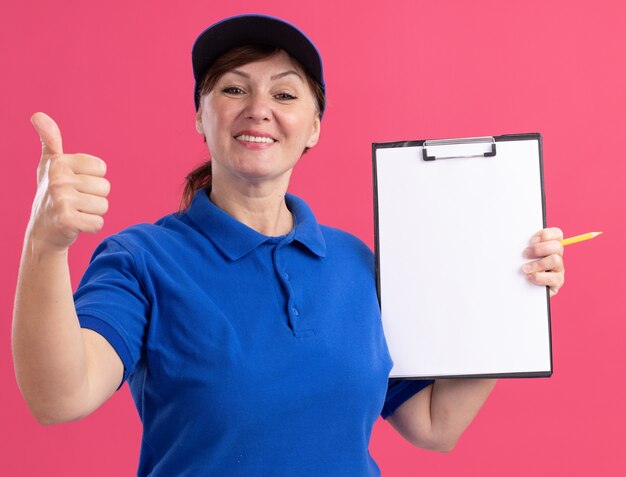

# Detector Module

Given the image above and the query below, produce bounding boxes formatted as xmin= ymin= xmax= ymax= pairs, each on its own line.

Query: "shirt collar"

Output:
xmin=183 ymin=188 xmax=326 ymax=261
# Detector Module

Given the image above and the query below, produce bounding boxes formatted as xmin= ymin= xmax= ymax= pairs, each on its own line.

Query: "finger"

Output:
xmin=31 ymin=112 xmax=63 ymax=159
xmin=64 ymin=153 xmax=107 ymax=177
xmin=74 ymin=210 xmax=105 ymax=234
xmin=73 ymin=192 xmax=109 ymax=216
xmin=523 ymin=240 xmax=564 ymax=259
xmin=530 ymin=227 xmax=564 ymax=244
xmin=74 ymin=175 xmax=111 ymax=197
xmin=526 ymin=269 xmax=565 ymax=292
xmin=522 ymin=254 xmax=564 ymax=274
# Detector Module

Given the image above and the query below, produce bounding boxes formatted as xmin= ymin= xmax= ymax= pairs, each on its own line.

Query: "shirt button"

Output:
xmin=283 ymin=272 xmax=290 ymax=280
xmin=292 ymin=307 xmax=299 ymax=316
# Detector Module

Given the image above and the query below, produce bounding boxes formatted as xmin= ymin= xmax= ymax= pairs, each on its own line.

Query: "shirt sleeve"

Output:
xmin=381 ymin=378 xmax=435 ymax=419
xmin=73 ymin=236 xmax=151 ymax=389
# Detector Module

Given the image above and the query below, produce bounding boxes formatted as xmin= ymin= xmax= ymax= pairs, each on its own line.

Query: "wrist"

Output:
xmin=23 ymin=231 xmax=70 ymax=262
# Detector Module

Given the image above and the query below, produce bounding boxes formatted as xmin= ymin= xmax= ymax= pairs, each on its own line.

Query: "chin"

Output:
xmin=234 ymin=167 xmax=289 ymax=184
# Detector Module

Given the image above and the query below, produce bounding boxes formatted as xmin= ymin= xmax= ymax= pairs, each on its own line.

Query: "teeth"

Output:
xmin=236 ymin=134 xmax=275 ymax=143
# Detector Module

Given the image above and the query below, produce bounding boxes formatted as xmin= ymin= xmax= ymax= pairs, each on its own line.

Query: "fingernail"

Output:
xmin=523 ymin=264 xmax=533 ymax=273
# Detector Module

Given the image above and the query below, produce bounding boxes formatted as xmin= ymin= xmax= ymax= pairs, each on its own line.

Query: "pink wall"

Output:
xmin=2 ymin=1 xmax=625 ymax=475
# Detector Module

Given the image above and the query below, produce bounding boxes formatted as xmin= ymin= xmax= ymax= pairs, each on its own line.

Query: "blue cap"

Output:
xmin=192 ymin=14 xmax=325 ymax=113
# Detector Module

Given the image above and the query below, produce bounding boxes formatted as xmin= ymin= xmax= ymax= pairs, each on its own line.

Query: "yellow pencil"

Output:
xmin=561 ymin=232 xmax=603 ymax=246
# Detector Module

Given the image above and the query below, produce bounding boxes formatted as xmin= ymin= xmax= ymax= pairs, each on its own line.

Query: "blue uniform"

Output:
xmin=74 ymin=189 xmax=433 ymax=476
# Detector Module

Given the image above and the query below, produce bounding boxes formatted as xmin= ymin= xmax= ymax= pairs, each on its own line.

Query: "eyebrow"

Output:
xmin=229 ymin=69 xmax=304 ymax=81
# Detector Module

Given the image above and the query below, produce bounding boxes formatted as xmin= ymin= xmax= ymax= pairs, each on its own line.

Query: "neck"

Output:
xmin=209 ymin=173 xmax=294 ymax=237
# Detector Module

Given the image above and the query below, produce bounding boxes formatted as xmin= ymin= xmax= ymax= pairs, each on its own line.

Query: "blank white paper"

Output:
xmin=375 ymin=138 xmax=551 ymax=378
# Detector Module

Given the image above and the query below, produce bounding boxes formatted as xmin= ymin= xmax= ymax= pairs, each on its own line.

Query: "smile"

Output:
xmin=235 ymin=134 xmax=276 ymax=143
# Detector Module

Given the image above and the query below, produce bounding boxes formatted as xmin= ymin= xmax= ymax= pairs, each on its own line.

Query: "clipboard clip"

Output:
xmin=422 ymin=136 xmax=496 ymax=161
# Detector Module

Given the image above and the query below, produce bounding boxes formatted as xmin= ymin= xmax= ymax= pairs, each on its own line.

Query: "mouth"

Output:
xmin=234 ymin=132 xmax=277 ymax=144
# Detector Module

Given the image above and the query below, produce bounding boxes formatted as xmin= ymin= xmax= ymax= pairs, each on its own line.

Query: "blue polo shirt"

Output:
xmin=74 ymin=189 xmax=433 ymax=476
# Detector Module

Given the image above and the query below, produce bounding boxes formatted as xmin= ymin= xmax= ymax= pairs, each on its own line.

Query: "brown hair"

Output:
xmin=178 ymin=44 xmax=326 ymax=213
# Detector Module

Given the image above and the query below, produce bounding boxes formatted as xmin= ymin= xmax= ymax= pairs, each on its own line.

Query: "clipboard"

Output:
xmin=373 ymin=133 xmax=552 ymax=379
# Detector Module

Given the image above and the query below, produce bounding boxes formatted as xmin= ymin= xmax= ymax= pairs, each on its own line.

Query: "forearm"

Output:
xmin=388 ymin=378 xmax=496 ymax=451
xmin=429 ymin=378 xmax=496 ymax=448
xmin=12 ymin=233 xmax=89 ymax=424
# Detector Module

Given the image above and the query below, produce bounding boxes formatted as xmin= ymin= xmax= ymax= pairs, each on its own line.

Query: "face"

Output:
xmin=196 ymin=50 xmax=321 ymax=187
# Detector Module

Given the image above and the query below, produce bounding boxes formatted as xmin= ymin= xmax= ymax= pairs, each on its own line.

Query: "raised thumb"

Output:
xmin=31 ymin=112 xmax=63 ymax=158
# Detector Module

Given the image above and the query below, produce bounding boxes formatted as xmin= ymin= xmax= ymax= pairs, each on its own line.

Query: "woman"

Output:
xmin=12 ymin=14 xmax=565 ymax=476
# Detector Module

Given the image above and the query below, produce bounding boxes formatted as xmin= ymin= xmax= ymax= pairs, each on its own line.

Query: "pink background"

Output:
xmin=2 ymin=0 xmax=625 ymax=475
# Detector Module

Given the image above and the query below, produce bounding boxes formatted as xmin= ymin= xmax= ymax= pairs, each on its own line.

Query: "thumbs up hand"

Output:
xmin=28 ymin=112 xmax=111 ymax=254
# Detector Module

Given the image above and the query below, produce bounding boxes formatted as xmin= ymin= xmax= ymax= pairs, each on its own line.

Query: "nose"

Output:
xmin=243 ymin=92 xmax=272 ymax=121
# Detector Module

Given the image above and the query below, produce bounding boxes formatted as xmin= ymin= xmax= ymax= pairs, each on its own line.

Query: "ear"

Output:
xmin=195 ymin=110 xmax=204 ymax=135
xmin=305 ymin=114 xmax=321 ymax=149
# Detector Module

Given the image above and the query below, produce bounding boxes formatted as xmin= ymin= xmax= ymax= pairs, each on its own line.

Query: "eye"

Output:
xmin=222 ymin=86 xmax=245 ymax=95
xmin=275 ymin=92 xmax=297 ymax=101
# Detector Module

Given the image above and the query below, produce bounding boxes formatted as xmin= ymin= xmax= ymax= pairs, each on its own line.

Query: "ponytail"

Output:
xmin=178 ymin=161 xmax=212 ymax=213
